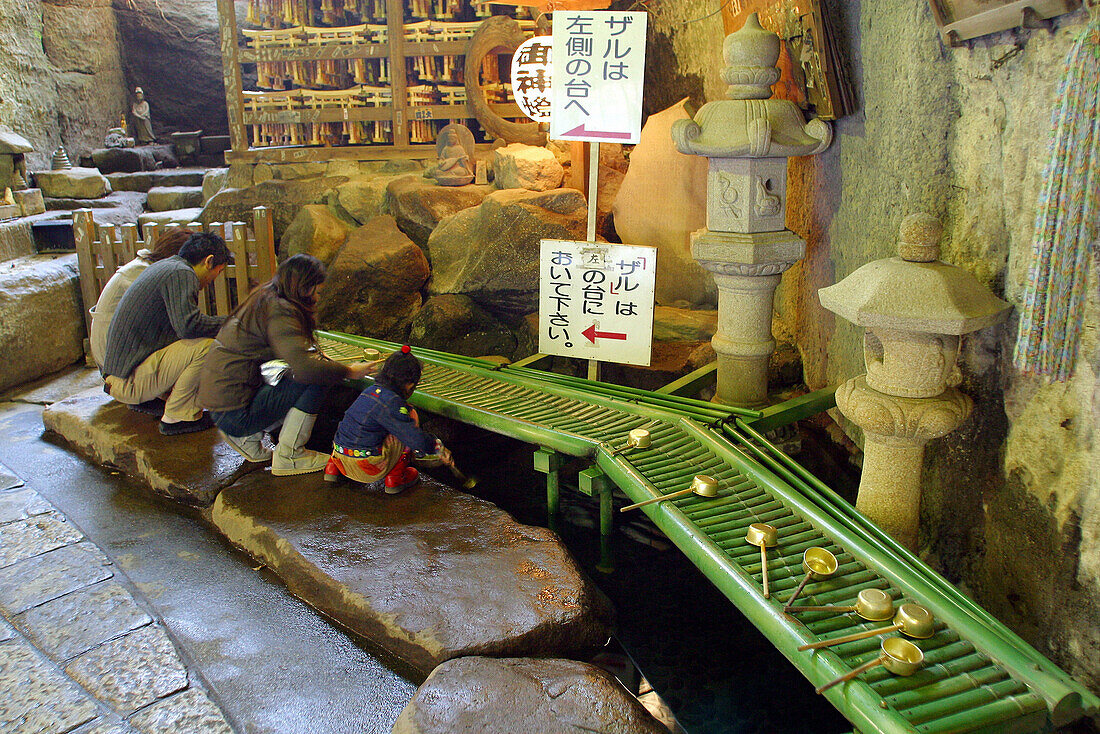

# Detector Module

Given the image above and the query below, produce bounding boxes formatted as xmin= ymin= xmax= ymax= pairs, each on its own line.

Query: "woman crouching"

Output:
xmin=326 ymin=346 xmax=451 ymax=493
xmin=199 ymin=254 xmax=376 ymax=474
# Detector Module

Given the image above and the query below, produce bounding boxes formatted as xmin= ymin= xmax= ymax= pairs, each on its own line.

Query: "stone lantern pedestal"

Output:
xmin=672 ymin=13 xmax=830 ymax=407
xmin=819 ymin=214 xmax=1010 ymax=549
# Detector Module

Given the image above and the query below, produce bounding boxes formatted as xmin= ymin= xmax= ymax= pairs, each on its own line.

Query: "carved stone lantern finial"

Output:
xmin=818 ymin=213 xmax=1011 ymax=549
xmin=669 ymin=12 xmax=831 ymax=406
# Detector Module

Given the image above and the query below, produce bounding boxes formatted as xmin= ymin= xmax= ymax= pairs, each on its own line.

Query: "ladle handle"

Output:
xmin=786 ymin=605 xmax=856 ymax=613
xmin=760 ymin=546 xmax=770 ymax=599
xmin=783 ymin=572 xmax=813 ymax=610
xmin=619 ymin=486 xmax=695 ymax=512
xmin=798 ymin=622 xmax=902 ymax=651
xmin=815 ymin=656 xmax=884 ymax=695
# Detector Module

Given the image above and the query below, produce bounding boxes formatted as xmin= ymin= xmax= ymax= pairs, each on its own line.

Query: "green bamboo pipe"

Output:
xmin=697 ymin=421 xmax=1096 ymax=721
xmin=883 ymin=658 xmax=1001 ymax=706
xmin=876 ymin=653 xmax=991 ymax=698
xmin=596 ymin=452 xmax=921 ymax=734
xmin=913 ymin=693 xmax=1048 ymax=734
xmin=899 ymin=676 xmax=1021 ymax=724
xmin=727 ymin=422 xmax=1095 ymax=705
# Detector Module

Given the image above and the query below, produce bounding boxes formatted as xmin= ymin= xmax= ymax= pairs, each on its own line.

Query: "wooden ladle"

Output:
xmin=619 ymin=474 xmax=719 ymax=512
xmin=786 ymin=588 xmax=895 ymax=622
xmin=798 ymin=603 xmax=935 ymax=651
xmin=815 ymin=637 xmax=925 ymax=694
xmin=745 ymin=523 xmax=778 ymax=599
xmin=783 ymin=547 xmax=839 ymax=610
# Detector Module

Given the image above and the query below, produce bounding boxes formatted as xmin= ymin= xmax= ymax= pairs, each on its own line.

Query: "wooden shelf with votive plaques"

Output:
xmin=217 ymin=0 xmax=536 ymax=162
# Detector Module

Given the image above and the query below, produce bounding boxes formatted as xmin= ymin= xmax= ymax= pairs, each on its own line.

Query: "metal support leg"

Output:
xmin=581 ymin=464 xmax=614 ymax=573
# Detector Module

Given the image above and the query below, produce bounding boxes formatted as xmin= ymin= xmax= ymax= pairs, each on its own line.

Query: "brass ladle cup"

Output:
xmin=798 ymin=603 xmax=935 ymax=651
xmin=783 ymin=547 xmax=839 ymax=609
xmin=745 ymin=523 xmax=778 ymax=598
xmin=620 ymin=474 xmax=719 ymax=512
xmin=786 ymin=588 xmax=895 ymax=621
xmin=815 ymin=637 xmax=925 ymax=695
xmin=609 ymin=428 xmax=652 ymax=457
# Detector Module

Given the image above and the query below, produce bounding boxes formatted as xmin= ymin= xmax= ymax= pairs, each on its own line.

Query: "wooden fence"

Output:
xmin=72 ymin=207 xmax=276 ymax=333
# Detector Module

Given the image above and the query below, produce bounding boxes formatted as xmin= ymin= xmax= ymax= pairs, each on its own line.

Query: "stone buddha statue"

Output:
xmin=130 ymin=87 xmax=155 ymax=145
xmin=431 ymin=124 xmax=475 ymax=186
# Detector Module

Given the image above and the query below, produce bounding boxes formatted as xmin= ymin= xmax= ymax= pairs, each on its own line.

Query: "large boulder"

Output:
xmin=33 ymin=168 xmax=111 ymax=200
xmin=427 ymin=189 xmax=588 ymax=319
xmin=210 ymin=473 xmax=612 ymax=675
xmin=326 ymin=175 xmax=399 ymax=225
xmin=201 ymin=176 xmax=348 ymax=240
xmin=393 ymin=657 xmax=667 ymax=734
xmin=113 ymin=0 xmax=228 ymax=138
xmin=42 ymin=389 xmax=260 ymax=507
xmin=612 ymin=99 xmax=715 ymax=307
xmin=146 ymin=186 xmax=204 ymax=212
xmin=0 ymin=255 xmax=84 ymax=393
xmin=279 ymin=204 xmax=349 ymax=265
xmin=492 ymin=144 xmax=565 ymax=192
xmin=201 ymin=168 xmax=228 ymax=204
xmin=90 ymin=147 xmax=156 ymax=174
xmin=315 ymin=216 xmax=428 ymax=341
xmin=385 ymin=175 xmax=493 ymax=248
xmin=409 ymin=295 xmax=517 ymax=359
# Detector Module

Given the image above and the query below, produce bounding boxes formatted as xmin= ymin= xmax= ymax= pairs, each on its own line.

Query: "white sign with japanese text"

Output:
xmin=539 ymin=239 xmax=657 ymax=366
xmin=549 ymin=11 xmax=647 ymax=144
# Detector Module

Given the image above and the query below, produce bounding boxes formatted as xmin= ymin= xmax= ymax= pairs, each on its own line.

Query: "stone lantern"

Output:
xmin=671 ymin=13 xmax=831 ymax=406
xmin=818 ymin=213 xmax=1011 ymax=549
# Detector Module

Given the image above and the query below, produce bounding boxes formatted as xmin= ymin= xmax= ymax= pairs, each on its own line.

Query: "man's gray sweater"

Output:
xmin=102 ymin=256 xmax=225 ymax=378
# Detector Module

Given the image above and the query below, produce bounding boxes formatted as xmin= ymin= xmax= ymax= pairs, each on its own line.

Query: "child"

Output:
xmin=325 ymin=345 xmax=451 ymax=493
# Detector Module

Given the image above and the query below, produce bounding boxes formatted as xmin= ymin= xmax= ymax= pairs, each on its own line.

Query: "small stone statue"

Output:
xmin=130 ymin=87 xmax=156 ymax=145
xmin=430 ymin=124 xmax=475 ymax=186
xmin=51 ymin=148 xmax=72 ymax=170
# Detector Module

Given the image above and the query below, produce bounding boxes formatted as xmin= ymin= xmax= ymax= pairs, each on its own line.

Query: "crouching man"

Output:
xmin=101 ymin=232 xmax=232 ymax=435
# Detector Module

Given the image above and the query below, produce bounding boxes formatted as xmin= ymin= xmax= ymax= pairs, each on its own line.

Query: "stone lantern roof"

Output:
xmin=671 ymin=13 xmax=830 ymax=159
xmin=0 ymin=130 xmax=33 ymax=154
xmin=818 ymin=213 xmax=1011 ymax=335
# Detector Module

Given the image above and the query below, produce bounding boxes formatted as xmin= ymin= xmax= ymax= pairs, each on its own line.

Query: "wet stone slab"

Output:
xmin=393 ymin=657 xmax=669 ymax=734
xmin=0 ymin=637 xmax=99 ymax=733
xmin=211 ymin=472 xmax=612 ymax=675
xmin=65 ymin=624 xmax=188 ymax=715
xmin=0 ymin=488 xmax=52 ymax=524
xmin=128 ymin=687 xmax=233 ymax=734
xmin=72 ymin=719 xmax=136 ymax=734
xmin=0 ymin=541 xmax=113 ymax=614
xmin=42 ymin=388 xmax=262 ymax=507
xmin=0 ymin=511 xmax=84 ymax=568
xmin=15 ymin=580 xmax=153 ymax=662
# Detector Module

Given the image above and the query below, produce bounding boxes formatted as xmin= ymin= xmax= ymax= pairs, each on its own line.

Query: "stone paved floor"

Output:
xmin=0 ymin=473 xmax=233 ymax=734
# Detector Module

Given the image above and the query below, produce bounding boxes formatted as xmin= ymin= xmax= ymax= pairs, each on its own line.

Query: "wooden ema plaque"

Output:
xmin=722 ymin=0 xmax=853 ymax=121
xmin=928 ymin=0 xmax=1080 ymax=46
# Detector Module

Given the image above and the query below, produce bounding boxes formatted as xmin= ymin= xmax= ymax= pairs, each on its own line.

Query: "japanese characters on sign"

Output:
xmin=511 ymin=36 xmax=553 ymax=123
xmin=539 ymin=239 xmax=657 ymax=367
xmin=549 ymin=11 xmax=647 ymax=144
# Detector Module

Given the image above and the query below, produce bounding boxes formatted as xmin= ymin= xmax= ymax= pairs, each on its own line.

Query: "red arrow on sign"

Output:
xmin=563 ymin=123 xmax=633 ymax=140
xmin=582 ymin=324 xmax=628 ymax=343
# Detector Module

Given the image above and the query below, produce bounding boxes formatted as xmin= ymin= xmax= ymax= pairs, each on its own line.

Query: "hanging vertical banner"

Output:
xmin=549 ymin=11 xmax=648 ymax=144
xmin=539 ymin=239 xmax=657 ymax=367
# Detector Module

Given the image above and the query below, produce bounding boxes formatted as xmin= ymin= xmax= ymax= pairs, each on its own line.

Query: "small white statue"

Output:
xmin=130 ymin=87 xmax=156 ymax=145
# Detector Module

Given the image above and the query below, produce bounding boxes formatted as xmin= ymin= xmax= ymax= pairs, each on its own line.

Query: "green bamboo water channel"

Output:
xmin=317 ymin=330 xmax=1098 ymax=734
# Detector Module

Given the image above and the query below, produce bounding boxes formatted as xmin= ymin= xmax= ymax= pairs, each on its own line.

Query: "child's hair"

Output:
xmin=375 ymin=345 xmax=422 ymax=397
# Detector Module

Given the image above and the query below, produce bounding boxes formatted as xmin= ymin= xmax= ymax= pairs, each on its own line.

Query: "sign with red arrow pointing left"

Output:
xmin=539 ymin=239 xmax=656 ymax=366
xmin=549 ymin=11 xmax=647 ymax=144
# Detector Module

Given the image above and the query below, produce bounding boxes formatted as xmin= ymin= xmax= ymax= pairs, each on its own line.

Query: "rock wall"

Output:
xmin=111 ymin=0 xmax=230 ymax=138
xmin=0 ymin=0 xmax=129 ymax=168
xmin=652 ymin=2 xmax=1100 ymax=692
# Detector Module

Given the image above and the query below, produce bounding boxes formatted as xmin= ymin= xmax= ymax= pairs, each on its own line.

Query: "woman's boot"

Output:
xmin=219 ymin=430 xmax=272 ymax=463
xmin=272 ymin=408 xmax=329 ymax=476
xmin=384 ymin=451 xmax=419 ymax=494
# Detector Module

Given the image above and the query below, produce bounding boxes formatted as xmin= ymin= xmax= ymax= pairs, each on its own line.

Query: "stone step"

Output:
xmin=0 ymin=219 xmax=35 ymax=263
xmin=138 ymin=208 xmax=204 ymax=233
xmin=146 ymin=186 xmax=203 ymax=213
xmin=211 ymin=471 xmax=612 ymax=675
xmin=42 ymin=389 xmax=259 ymax=507
xmin=106 ymin=169 xmax=207 ymax=193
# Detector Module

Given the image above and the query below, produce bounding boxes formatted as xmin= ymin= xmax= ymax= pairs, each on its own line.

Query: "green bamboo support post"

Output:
xmin=579 ymin=464 xmax=614 ymax=573
xmin=533 ymin=447 xmax=564 ymax=533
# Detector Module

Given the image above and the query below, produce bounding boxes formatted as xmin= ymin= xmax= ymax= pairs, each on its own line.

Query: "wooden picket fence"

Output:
xmin=72 ymin=206 xmax=276 ymax=333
